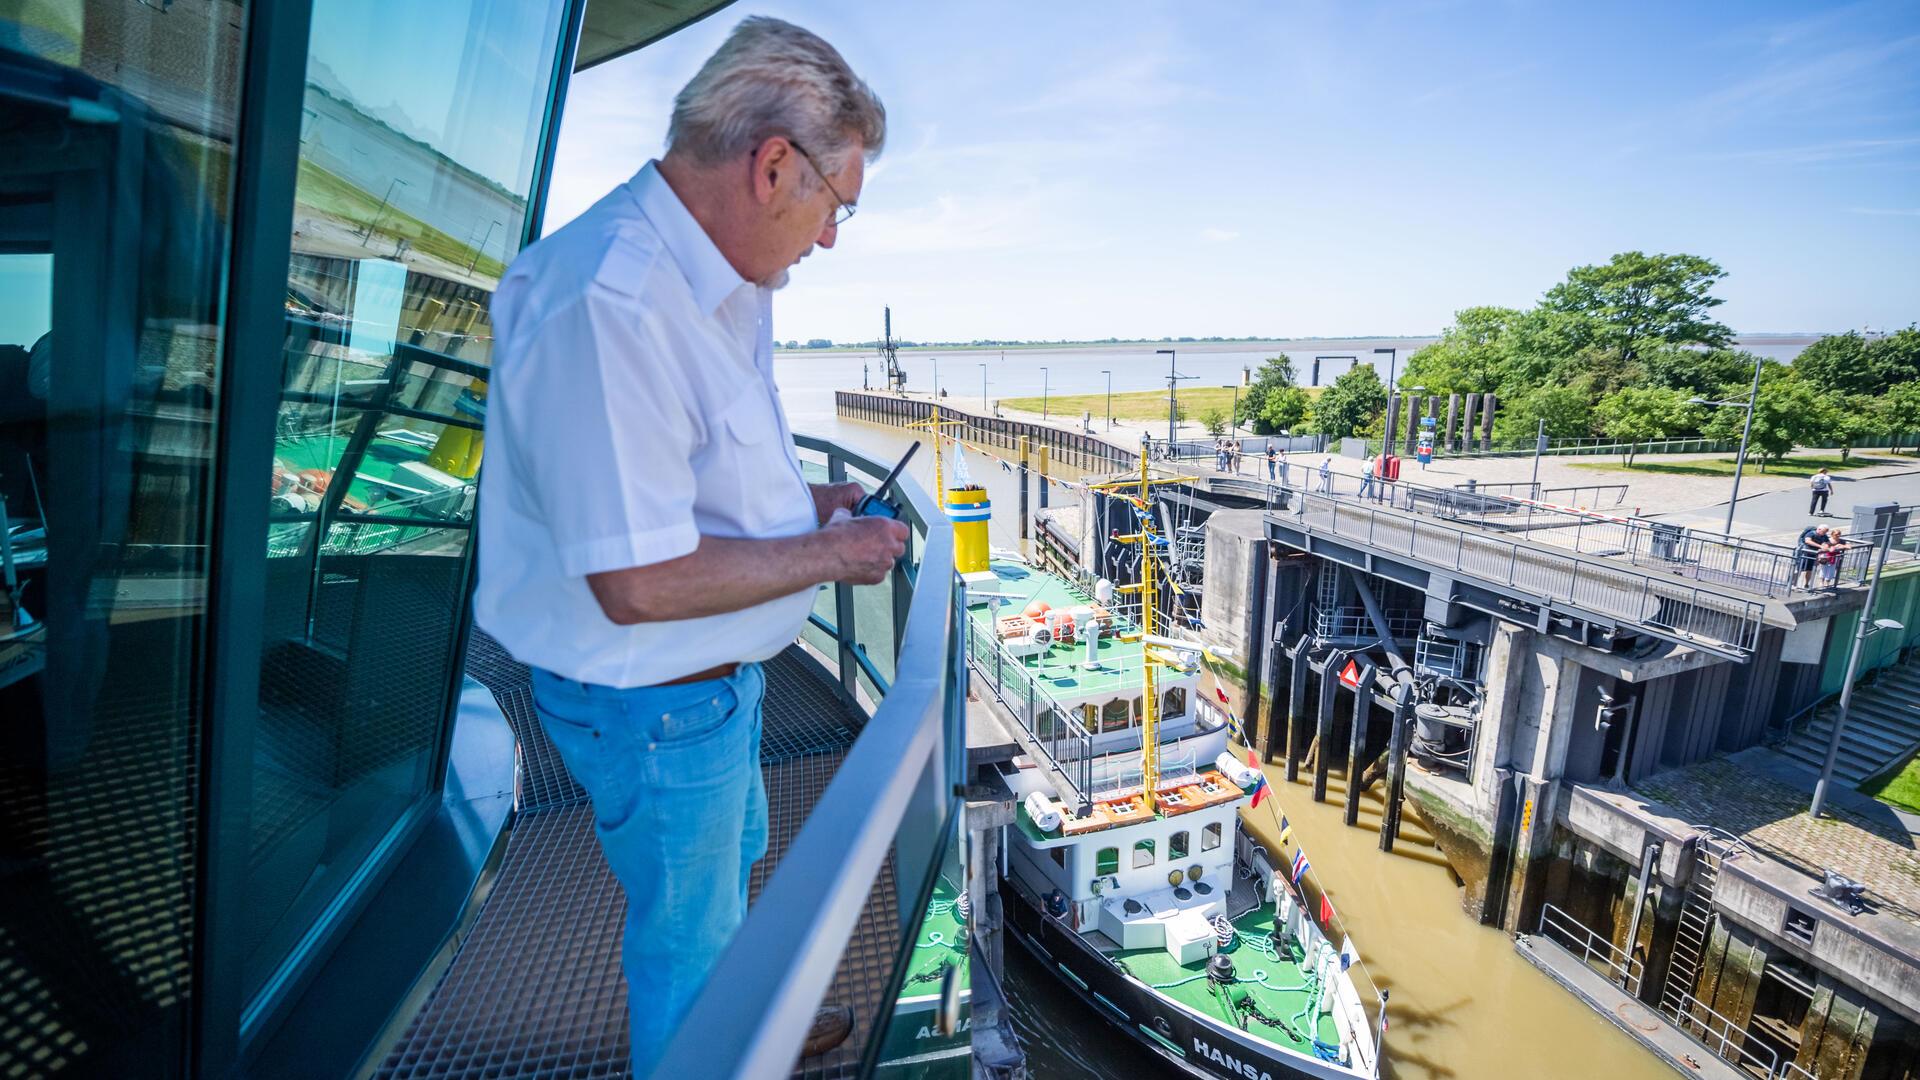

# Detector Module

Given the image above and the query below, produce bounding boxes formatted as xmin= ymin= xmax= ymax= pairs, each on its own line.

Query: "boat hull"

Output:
xmin=1001 ymin=876 xmax=1361 ymax=1080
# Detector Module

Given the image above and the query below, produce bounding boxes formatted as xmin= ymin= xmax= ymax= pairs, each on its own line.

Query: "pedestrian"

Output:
xmin=1794 ymin=524 xmax=1829 ymax=588
xmin=1809 ymin=468 xmax=1832 ymax=517
xmin=1266 ymin=440 xmax=1277 ymax=481
xmin=1819 ymin=527 xmax=1847 ymax=586
xmin=1215 ymin=438 xmax=1228 ymax=472
xmin=1318 ymin=458 xmax=1332 ymax=492
xmin=1357 ymin=457 xmax=1377 ymax=501
xmin=1230 ymin=441 xmax=1242 ymax=474
xmin=475 ymin=18 xmax=896 ymax=1071
xmin=1278 ymin=444 xmax=1290 ymax=487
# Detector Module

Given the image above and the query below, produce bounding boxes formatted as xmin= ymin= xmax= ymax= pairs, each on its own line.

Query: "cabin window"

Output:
xmin=1163 ymin=687 xmax=1187 ymax=719
xmin=1170 ymin=830 xmax=1190 ymax=860
xmin=1050 ymin=847 xmax=1066 ymax=869
xmin=1201 ymin=822 xmax=1223 ymax=851
xmin=1096 ymin=847 xmax=1119 ymax=876
xmin=1133 ymin=839 xmax=1155 ymax=868
xmin=1101 ymin=699 xmax=1130 ymax=733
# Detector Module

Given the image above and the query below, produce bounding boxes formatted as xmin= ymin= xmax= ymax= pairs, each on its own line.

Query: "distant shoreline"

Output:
xmin=776 ymin=333 xmax=1823 ymax=357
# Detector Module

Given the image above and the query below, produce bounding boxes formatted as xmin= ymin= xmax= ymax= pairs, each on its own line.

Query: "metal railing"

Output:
xmin=1283 ymin=489 xmax=1768 ymax=657
xmin=1312 ymin=604 xmax=1423 ymax=642
xmin=968 ymin=620 xmax=1097 ymax=804
xmin=1537 ymin=903 xmax=1644 ymax=994
xmin=1667 ymin=987 xmax=1782 ymax=1079
xmin=653 ymin=433 xmax=964 ymax=1080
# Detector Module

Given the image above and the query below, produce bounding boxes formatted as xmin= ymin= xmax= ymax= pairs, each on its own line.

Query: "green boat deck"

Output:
xmin=966 ymin=560 xmax=1149 ymax=699
xmin=900 ymin=875 xmax=970 ymax=998
xmin=274 ymin=429 xmax=444 ymax=511
xmin=1107 ymin=903 xmax=1344 ymax=1058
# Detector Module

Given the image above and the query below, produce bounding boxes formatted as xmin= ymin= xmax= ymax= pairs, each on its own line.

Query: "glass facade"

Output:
xmin=1 ymin=4 xmax=248 ymax=1073
xmin=243 ymin=0 xmax=564 ymax=1004
xmin=1 ymin=0 xmax=574 ymax=1072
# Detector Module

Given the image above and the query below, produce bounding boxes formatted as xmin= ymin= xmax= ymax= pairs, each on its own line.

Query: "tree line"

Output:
xmin=1229 ymin=251 xmax=1919 ymax=468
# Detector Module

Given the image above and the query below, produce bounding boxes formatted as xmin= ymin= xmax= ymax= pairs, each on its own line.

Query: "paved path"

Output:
xmin=1634 ymin=748 xmax=1920 ymax=928
xmin=1657 ymin=470 xmax=1920 ymax=542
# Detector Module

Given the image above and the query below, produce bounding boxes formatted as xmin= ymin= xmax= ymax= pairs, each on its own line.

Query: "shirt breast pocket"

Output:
xmin=711 ymin=393 xmax=811 ymax=536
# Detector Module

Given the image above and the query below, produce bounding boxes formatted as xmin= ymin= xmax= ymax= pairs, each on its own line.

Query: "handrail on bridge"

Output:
xmin=1537 ymin=903 xmax=1644 ymax=994
xmin=652 ymin=433 xmax=963 ymax=1080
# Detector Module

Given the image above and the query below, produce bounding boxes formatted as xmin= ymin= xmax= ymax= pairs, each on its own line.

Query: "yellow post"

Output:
xmin=948 ymin=487 xmax=990 ymax=573
xmin=424 ymin=377 xmax=488 ymax=478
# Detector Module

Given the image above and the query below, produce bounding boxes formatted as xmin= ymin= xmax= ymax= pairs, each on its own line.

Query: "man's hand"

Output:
xmin=810 ymin=480 xmax=866 ymax=524
xmin=819 ymin=515 xmax=910 ymax=585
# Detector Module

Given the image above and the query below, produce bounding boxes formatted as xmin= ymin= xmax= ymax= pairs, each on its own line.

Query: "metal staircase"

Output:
xmin=1660 ymin=830 xmax=1748 ymax=1025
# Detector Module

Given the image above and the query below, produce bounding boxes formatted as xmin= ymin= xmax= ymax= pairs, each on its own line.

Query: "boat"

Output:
xmin=968 ymin=443 xmax=1386 ymax=1080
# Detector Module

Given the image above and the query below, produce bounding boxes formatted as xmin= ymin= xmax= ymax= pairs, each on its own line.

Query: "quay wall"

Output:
xmin=834 ymin=390 xmax=1135 ymax=474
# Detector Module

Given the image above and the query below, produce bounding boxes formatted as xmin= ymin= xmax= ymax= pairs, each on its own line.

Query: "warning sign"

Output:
xmin=1338 ymin=659 xmax=1361 ymax=690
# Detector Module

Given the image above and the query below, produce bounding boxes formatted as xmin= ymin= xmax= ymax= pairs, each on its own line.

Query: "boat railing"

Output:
xmin=1536 ymin=903 xmax=1644 ymax=995
xmin=966 ymin=619 xmax=1098 ymax=805
xmin=652 ymin=433 xmax=965 ymax=1080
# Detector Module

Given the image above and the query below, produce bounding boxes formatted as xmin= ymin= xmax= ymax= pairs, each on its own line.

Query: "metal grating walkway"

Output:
xmin=375 ymin=637 xmax=891 ymax=1080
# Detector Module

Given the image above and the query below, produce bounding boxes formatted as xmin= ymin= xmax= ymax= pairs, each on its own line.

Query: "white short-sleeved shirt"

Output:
xmin=475 ymin=162 xmax=819 ymax=688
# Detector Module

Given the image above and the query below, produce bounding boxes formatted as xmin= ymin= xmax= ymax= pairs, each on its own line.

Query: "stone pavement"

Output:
xmin=1634 ymin=748 xmax=1920 ymax=928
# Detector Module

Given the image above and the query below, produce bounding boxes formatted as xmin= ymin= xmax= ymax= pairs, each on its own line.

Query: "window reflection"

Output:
xmin=241 ymin=0 xmax=566 ymax=1003
xmin=1 ymin=5 xmax=247 ymax=1075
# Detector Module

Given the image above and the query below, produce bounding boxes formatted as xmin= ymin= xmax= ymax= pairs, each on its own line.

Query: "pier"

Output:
xmin=835 ymin=390 xmax=1135 ymax=473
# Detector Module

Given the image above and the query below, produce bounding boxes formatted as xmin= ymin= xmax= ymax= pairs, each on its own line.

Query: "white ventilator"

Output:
xmin=1081 ymin=618 xmax=1102 ymax=668
xmin=1024 ymin=791 xmax=1062 ymax=833
xmin=1094 ymin=578 xmax=1116 ymax=605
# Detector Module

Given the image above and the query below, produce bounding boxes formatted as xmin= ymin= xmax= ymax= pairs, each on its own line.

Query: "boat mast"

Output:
xmin=1090 ymin=443 xmax=1194 ymax=815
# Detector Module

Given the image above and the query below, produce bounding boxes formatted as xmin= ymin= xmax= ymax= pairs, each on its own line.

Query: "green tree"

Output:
xmin=1492 ymin=383 xmax=1597 ymax=445
xmin=1239 ymin=355 xmax=1300 ymax=433
xmin=1200 ymin=407 xmax=1228 ymax=437
xmin=1593 ymin=386 xmax=1698 ymax=465
xmin=1638 ymin=346 xmax=1760 ymax=398
xmin=1398 ymin=306 xmax=1523 ymax=395
xmin=1792 ymin=331 xmax=1874 ymax=396
xmin=1701 ymin=369 xmax=1840 ymax=471
xmin=1540 ymin=252 xmax=1733 ymax=366
xmin=1259 ymin=385 xmax=1310 ymax=434
xmin=1834 ymin=393 xmax=1882 ymax=461
xmin=1881 ymin=381 xmax=1920 ymax=451
xmin=1309 ymin=364 xmax=1387 ymax=440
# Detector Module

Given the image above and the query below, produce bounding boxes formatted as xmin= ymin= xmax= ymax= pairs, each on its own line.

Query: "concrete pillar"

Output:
xmin=1444 ymin=394 xmax=1460 ymax=452
xmin=1384 ymin=395 xmax=1401 ymax=451
xmin=1461 ymin=394 xmax=1479 ymax=453
xmin=1405 ymin=396 xmax=1422 ymax=456
xmin=1481 ymin=392 xmax=1498 ymax=450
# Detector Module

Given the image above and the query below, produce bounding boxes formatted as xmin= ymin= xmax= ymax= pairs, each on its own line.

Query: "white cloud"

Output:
xmin=1200 ymin=227 xmax=1240 ymax=243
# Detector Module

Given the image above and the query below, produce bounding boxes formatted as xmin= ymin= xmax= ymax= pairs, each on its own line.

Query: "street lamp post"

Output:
xmin=1688 ymin=352 xmax=1763 ymax=536
xmin=1101 ymin=369 xmax=1113 ymax=430
xmin=979 ymin=363 xmax=988 ymax=413
xmin=361 ymin=178 xmax=410 ymax=246
xmin=1041 ymin=366 xmax=1049 ymax=421
xmin=1157 ymin=348 xmax=1180 ymax=446
xmin=932 ymin=355 xmax=940 ymax=399
xmin=1374 ymin=347 xmax=1397 ymax=390
xmin=1810 ymin=529 xmax=1903 ymax=819
xmin=1224 ymin=384 xmax=1240 ymax=438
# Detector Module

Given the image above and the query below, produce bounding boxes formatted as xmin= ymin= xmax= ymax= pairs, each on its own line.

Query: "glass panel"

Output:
xmin=1202 ymin=822 xmax=1223 ymax=851
xmin=1132 ymin=839 xmax=1155 ymax=868
xmin=1170 ymin=830 xmax=1190 ymax=860
xmin=1096 ymin=847 xmax=1119 ymax=876
xmin=871 ymin=822 xmax=969 ymax=1078
xmin=241 ymin=0 xmax=565 ymax=1004
xmin=0 ymin=5 xmax=248 ymax=1075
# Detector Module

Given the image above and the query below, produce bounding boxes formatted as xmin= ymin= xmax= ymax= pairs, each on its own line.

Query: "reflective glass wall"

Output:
xmin=244 ymin=0 xmax=566 ymax=1006
xmin=2 ymin=0 xmax=578 ymax=1071
xmin=0 ymin=4 xmax=247 ymax=1074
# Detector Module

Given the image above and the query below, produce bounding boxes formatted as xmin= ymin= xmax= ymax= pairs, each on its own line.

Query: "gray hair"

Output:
xmin=668 ymin=16 xmax=886 ymax=184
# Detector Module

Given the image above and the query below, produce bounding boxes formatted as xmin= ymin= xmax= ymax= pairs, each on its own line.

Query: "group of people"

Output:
xmin=1213 ymin=437 xmax=1241 ymax=473
xmin=1794 ymin=523 xmax=1852 ymax=588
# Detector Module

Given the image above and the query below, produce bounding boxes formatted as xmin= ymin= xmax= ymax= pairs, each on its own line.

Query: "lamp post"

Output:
xmin=1810 ymin=529 xmax=1903 ymax=819
xmin=361 ymin=177 xmax=410 ymax=246
xmin=1101 ymin=369 xmax=1113 ymax=430
xmin=1374 ymin=347 xmax=1397 ymax=390
xmin=1040 ymin=366 xmax=1050 ymax=421
xmin=1688 ymin=352 xmax=1763 ymax=536
xmin=1224 ymin=384 xmax=1240 ymax=438
xmin=465 ymin=217 xmax=503 ymax=273
xmin=1157 ymin=348 xmax=1183 ymax=446
xmin=979 ymin=363 xmax=988 ymax=412
xmin=932 ymin=355 xmax=940 ymax=399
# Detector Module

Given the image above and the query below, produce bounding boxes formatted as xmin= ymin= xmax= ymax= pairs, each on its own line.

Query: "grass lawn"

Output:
xmin=999 ymin=386 xmax=1319 ymax=423
xmin=1568 ymin=453 xmax=1895 ymax=479
xmin=1861 ymin=751 xmax=1920 ymax=815
xmin=296 ymin=160 xmax=508 ymax=279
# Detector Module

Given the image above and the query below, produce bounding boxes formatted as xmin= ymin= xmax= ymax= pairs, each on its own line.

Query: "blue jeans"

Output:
xmin=531 ymin=662 xmax=770 ymax=1074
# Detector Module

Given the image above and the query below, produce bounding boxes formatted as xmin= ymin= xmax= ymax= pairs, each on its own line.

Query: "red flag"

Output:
xmin=1214 ymin=685 xmax=1231 ymax=704
xmin=1319 ymin=892 xmax=1335 ymax=924
xmin=1246 ymin=750 xmax=1269 ymax=808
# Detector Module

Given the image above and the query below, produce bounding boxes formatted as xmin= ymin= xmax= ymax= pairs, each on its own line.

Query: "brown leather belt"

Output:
xmin=655 ymin=661 xmax=740 ymax=686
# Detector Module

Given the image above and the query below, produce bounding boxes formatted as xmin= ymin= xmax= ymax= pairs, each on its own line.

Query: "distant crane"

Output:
xmin=882 ymin=306 xmax=907 ymax=393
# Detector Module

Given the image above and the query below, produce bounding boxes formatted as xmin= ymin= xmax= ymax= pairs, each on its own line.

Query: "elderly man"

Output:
xmin=475 ymin=17 xmax=899 ymax=1071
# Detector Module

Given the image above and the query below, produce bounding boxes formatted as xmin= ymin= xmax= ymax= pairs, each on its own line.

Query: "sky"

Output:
xmin=546 ymin=0 xmax=1920 ymax=344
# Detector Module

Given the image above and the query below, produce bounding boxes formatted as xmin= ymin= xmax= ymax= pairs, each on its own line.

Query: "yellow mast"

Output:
xmin=906 ymin=404 xmax=967 ymax=499
xmin=1089 ymin=443 xmax=1194 ymax=815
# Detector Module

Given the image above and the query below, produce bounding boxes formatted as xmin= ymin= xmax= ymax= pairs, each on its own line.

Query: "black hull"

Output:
xmin=1001 ymin=876 xmax=1353 ymax=1080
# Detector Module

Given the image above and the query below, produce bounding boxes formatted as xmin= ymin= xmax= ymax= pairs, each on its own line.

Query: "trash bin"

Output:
xmin=1650 ymin=521 xmax=1684 ymax=561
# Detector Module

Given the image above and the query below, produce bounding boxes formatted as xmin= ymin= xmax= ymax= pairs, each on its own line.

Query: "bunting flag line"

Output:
xmin=1319 ymin=892 xmax=1335 ymax=925
xmin=1214 ymin=685 xmax=1231 ymax=705
xmin=1290 ymin=847 xmax=1309 ymax=886
xmin=1278 ymin=815 xmax=1293 ymax=846
xmin=999 ymin=459 xmax=1014 ymax=473
xmin=1246 ymin=750 xmax=1269 ymax=808
xmin=951 ymin=442 xmax=972 ymax=483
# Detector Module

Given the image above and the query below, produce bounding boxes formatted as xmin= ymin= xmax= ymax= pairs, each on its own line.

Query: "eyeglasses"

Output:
xmin=788 ymin=140 xmax=857 ymax=227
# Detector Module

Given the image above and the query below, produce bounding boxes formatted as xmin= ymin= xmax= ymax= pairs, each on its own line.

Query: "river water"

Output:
xmin=772 ymin=339 xmax=1776 ymax=1080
